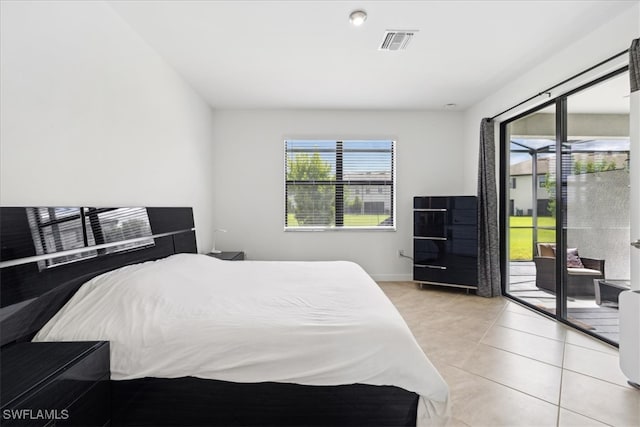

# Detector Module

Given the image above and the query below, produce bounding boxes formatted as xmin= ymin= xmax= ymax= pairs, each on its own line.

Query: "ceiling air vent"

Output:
xmin=378 ymin=30 xmax=417 ymax=51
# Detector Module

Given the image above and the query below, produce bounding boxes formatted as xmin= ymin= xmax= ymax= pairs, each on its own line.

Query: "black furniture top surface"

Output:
xmin=0 ymin=341 xmax=106 ymax=407
xmin=207 ymin=251 xmax=244 ymax=261
xmin=597 ymin=279 xmax=630 ymax=288
xmin=414 ymin=195 xmax=477 ymax=210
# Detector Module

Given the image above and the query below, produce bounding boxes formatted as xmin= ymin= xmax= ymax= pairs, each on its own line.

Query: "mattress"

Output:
xmin=33 ymin=253 xmax=450 ymax=425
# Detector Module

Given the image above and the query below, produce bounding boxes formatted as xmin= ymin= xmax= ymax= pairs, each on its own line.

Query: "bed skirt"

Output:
xmin=111 ymin=376 xmax=418 ymax=426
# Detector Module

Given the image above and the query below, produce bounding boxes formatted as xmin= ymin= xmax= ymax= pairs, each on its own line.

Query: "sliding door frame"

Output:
xmin=499 ymin=66 xmax=629 ymax=346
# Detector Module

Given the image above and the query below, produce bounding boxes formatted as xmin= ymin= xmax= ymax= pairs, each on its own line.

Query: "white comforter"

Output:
xmin=34 ymin=253 xmax=449 ymax=425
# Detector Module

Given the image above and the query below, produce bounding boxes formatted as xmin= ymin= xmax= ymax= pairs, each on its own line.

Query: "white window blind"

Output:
xmin=285 ymin=140 xmax=395 ymax=230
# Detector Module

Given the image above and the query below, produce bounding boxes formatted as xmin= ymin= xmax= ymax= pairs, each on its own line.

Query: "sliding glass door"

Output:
xmin=504 ymin=104 xmax=557 ymax=316
xmin=563 ymin=72 xmax=631 ymax=342
xmin=502 ymin=69 xmax=631 ymax=345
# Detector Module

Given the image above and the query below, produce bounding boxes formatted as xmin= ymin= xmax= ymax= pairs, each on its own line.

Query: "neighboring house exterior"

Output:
xmin=509 ymin=157 xmax=552 ymax=216
xmin=344 ymin=171 xmax=392 ymax=215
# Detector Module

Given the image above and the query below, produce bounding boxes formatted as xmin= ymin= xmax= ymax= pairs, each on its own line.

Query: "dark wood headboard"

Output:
xmin=0 ymin=207 xmax=197 ymax=347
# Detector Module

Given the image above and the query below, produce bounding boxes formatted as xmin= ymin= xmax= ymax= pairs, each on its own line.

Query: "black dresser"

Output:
xmin=1 ymin=341 xmax=110 ymax=426
xmin=413 ymin=196 xmax=478 ymax=290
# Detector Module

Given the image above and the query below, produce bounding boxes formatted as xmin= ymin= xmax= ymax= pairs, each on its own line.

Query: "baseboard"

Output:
xmin=370 ymin=273 xmax=413 ymax=282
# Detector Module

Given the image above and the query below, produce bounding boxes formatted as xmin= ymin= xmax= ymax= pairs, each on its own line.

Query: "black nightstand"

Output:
xmin=1 ymin=341 xmax=110 ymax=426
xmin=207 ymin=251 xmax=245 ymax=261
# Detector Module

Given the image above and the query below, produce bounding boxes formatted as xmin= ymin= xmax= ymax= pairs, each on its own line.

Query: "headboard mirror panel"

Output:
xmin=0 ymin=207 xmax=197 ymax=347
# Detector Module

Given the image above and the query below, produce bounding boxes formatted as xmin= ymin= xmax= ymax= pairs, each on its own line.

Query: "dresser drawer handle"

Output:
xmin=415 ymin=264 xmax=447 ymax=270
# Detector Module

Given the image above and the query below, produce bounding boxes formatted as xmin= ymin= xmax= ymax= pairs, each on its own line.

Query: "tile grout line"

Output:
xmin=495 ymin=323 xmax=566 ymax=343
xmin=557 ymin=407 xmax=616 ymax=427
xmin=561 ymin=366 xmax=634 ymax=390
xmin=556 ymin=339 xmax=567 ymax=426
xmin=479 ymin=341 xmax=563 ymax=369
xmin=462 ymin=298 xmax=565 ymax=408
xmin=476 ymin=296 xmax=510 ymax=344
xmin=447 ymin=360 xmax=564 ymax=408
xmin=454 ymin=296 xmax=511 ymax=372
xmin=485 ymin=324 xmax=619 ymax=371
xmin=558 ymin=342 xmax=618 ymax=427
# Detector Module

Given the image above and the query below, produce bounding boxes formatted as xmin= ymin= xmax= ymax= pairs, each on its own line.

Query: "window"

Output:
xmin=510 ymin=177 xmax=517 ymax=189
xmin=538 ymin=175 xmax=546 ymax=188
xmin=285 ymin=140 xmax=395 ymax=230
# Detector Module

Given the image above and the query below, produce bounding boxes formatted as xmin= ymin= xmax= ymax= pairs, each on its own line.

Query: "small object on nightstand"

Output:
xmin=210 ymin=228 xmax=228 ymax=254
xmin=207 ymin=251 xmax=245 ymax=261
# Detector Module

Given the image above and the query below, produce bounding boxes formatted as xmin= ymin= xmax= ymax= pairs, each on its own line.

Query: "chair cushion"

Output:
xmin=551 ymin=246 xmax=585 ymax=268
xmin=566 ymin=248 xmax=584 ymax=268
xmin=537 ymin=243 xmax=556 ymax=257
xmin=567 ymin=267 xmax=602 ymax=276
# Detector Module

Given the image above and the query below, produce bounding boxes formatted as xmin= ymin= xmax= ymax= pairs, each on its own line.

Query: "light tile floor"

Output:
xmin=378 ymin=282 xmax=639 ymax=427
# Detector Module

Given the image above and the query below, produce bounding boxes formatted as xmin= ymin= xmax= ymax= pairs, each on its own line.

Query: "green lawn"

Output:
xmin=287 ymin=214 xmax=391 ymax=227
xmin=509 ymin=216 xmax=556 ymax=260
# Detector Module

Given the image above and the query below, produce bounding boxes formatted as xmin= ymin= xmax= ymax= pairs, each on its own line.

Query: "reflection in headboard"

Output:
xmin=0 ymin=207 xmax=197 ymax=347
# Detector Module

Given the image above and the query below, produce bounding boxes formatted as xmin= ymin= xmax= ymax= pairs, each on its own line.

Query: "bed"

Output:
xmin=0 ymin=206 xmax=449 ymax=426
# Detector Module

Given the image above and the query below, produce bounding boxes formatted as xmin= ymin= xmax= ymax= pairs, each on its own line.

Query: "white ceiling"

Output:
xmin=108 ymin=0 xmax=636 ymax=111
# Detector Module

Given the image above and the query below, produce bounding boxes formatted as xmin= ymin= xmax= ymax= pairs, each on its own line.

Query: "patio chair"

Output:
xmin=534 ymin=243 xmax=605 ymax=297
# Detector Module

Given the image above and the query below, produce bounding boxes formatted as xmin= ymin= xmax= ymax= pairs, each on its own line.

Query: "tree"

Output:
xmin=286 ymin=153 xmax=335 ymax=225
xmin=349 ymin=195 xmax=363 ymax=214
xmin=573 ymin=159 xmax=584 ymax=175
xmin=544 ymin=172 xmax=556 ymax=217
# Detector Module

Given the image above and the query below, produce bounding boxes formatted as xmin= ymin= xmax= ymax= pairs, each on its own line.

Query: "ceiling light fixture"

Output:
xmin=349 ymin=10 xmax=367 ymax=26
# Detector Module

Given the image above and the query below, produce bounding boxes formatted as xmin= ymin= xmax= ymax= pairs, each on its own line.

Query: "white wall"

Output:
xmin=211 ymin=109 xmax=465 ymax=280
xmin=0 ymin=1 xmax=216 ymax=252
xmin=461 ymin=3 xmax=640 ymax=193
